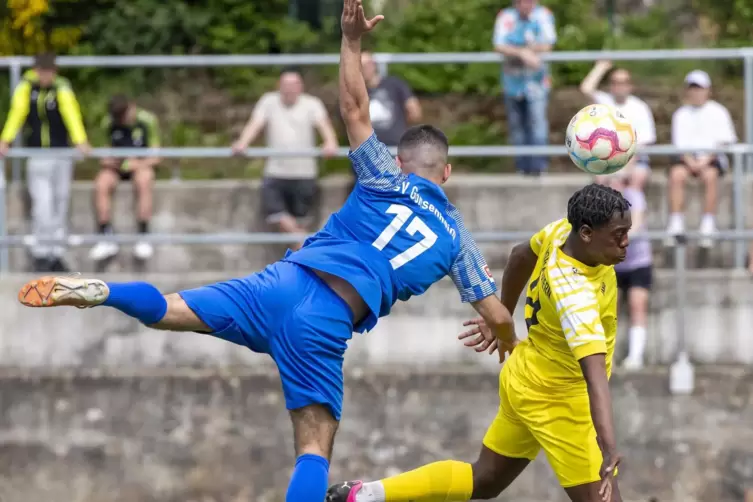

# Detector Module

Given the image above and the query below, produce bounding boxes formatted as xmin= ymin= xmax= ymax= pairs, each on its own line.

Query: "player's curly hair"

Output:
xmin=567 ymin=183 xmax=631 ymax=230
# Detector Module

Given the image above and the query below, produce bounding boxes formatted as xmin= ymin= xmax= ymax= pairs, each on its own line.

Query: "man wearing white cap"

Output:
xmin=666 ymin=70 xmax=737 ymax=248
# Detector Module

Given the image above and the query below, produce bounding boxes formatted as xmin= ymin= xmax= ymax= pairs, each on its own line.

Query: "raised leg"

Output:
xmin=149 ymin=293 xmax=210 ymax=332
xmin=17 ymin=277 xmax=209 ymax=333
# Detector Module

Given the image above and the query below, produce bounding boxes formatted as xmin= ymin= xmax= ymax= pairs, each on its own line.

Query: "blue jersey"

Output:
xmin=284 ymin=134 xmax=497 ymax=333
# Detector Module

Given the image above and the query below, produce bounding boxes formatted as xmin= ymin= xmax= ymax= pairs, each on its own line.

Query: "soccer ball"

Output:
xmin=565 ymin=104 xmax=637 ymax=175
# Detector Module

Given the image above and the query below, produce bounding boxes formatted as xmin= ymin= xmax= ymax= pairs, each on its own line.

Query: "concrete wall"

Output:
xmin=4 ymin=174 xmax=753 ymax=501
xmin=4 ymin=268 xmax=753 ymax=367
xmin=0 ymin=368 xmax=749 ymax=502
xmin=5 ymin=174 xmax=751 ymax=273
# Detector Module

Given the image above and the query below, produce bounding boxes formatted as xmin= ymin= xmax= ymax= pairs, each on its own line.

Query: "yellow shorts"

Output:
xmin=482 ymin=364 xmax=606 ymax=487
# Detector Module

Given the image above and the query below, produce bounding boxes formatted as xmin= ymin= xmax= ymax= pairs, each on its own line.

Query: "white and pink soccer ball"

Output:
xmin=565 ymin=104 xmax=637 ymax=175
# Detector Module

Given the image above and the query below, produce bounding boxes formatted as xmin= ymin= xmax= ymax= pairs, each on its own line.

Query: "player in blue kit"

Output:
xmin=16 ymin=1 xmax=516 ymax=500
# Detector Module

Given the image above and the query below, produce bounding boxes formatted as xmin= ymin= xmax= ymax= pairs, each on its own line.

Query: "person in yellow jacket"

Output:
xmin=0 ymin=53 xmax=91 ymax=272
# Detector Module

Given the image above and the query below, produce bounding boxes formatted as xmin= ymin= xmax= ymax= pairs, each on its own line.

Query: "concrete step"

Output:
xmin=5 ymin=173 xmax=753 ymax=272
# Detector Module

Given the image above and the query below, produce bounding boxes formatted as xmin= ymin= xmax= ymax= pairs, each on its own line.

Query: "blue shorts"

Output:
xmin=179 ymin=261 xmax=354 ymax=420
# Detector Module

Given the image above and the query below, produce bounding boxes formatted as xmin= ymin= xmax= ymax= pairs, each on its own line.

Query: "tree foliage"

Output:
xmin=0 ymin=0 xmax=750 ymax=177
xmin=0 ymin=0 xmax=83 ymax=56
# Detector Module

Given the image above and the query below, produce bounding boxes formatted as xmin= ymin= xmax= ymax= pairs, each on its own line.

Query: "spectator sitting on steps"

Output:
xmin=89 ymin=95 xmax=161 ymax=263
xmin=666 ymin=70 xmax=737 ymax=249
xmin=231 ymin=67 xmax=339 ymax=250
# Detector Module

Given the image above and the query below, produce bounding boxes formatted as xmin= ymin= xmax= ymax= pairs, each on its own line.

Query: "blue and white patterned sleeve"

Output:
xmin=348 ymin=133 xmax=405 ymax=191
xmin=535 ymin=7 xmax=557 ymax=45
xmin=448 ymin=207 xmax=498 ymax=303
xmin=493 ymin=9 xmax=514 ymax=46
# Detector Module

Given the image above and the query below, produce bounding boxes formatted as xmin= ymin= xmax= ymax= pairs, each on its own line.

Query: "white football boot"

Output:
xmin=18 ymin=276 xmax=109 ymax=309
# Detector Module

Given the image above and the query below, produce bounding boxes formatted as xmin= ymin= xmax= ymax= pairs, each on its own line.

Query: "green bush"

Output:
xmin=370 ymin=0 xmax=693 ymax=95
xmin=0 ymin=0 xmax=751 ymax=179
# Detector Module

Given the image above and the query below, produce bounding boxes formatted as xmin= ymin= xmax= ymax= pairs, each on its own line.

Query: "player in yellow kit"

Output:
xmin=327 ymin=184 xmax=631 ymax=502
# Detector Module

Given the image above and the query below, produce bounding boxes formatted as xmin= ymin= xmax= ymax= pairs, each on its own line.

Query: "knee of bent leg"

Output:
xmin=290 ymin=404 xmax=339 ymax=460
xmin=150 ymin=293 xmax=207 ymax=332
xmin=163 ymin=293 xmax=183 ymax=311
xmin=95 ymin=169 xmax=117 ymax=194
xmin=668 ymin=164 xmax=688 ymax=185
xmin=700 ymin=165 xmax=719 ymax=185
xmin=133 ymin=167 xmax=155 ymax=192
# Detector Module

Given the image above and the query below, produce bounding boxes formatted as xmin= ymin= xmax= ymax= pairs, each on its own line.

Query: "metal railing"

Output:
xmin=1 ymin=142 xmax=749 ymax=269
xmin=2 ymin=47 xmax=753 ymax=180
xmin=0 ymin=226 xmax=748 ymax=367
xmin=2 ymin=49 xmax=752 ymax=378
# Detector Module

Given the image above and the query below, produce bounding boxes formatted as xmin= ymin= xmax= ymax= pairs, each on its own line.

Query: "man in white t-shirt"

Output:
xmin=232 ymin=67 xmax=339 ymax=249
xmin=666 ymin=70 xmax=737 ymax=248
xmin=580 ymin=60 xmax=656 ymax=189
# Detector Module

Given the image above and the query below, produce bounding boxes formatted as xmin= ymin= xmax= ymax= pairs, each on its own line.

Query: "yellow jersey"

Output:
xmin=506 ymin=218 xmax=617 ymax=393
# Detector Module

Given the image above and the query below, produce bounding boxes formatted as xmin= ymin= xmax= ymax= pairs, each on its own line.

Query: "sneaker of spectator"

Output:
xmin=493 ymin=0 xmax=557 ymax=176
xmin=580 ymin=61 xmax=657 ymax=190
xmin=90 ymin=95 xmax=159 ymax=263
xmin=361 ymin=51 xmax=422 ymax=147
xmin=666 ymin=70 xmax=737 ymax=248
xmin=231 ymin=67 xmax=339 ymax=250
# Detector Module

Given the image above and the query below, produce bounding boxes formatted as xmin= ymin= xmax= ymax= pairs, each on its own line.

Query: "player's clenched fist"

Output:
xmin=341 ymin=0 xmax=384 ymax=40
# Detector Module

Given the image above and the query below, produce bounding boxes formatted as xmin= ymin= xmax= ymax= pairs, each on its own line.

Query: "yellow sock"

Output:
xmin=381 ymin=460 xmax=473 ymax=502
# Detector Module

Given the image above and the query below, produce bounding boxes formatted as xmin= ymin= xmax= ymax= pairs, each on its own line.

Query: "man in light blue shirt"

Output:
xmin=493 ymin=0 xmax=556 ymax=175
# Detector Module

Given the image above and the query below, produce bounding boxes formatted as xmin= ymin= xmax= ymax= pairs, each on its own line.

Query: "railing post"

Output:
xmin=9 ymin=60 xmax=22 ymax=185
xmin=674 ymin=240 xmax=686 ymax=352
xmin=669 ymin=237 xmax=694 ymax=394
xmin=0 ymin=158 xmax=8 ymax=275
xmin=377 ymin=53 xmax=389 ymax=77
xmin=745 ymin=52 xmax=753 ymax=174
xmin=733 ymin=150 xmax=746 ymax=268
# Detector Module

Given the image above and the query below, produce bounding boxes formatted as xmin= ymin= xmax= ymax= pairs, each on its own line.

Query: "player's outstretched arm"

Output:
xmin=450 ymin=210 xmax=516 ymax=356
xmin=580 ymin=354 xmax=621 ymax=502
xmin=459 ymin=239 xmax=536 ymax=360
xmin=469 ymin=296 xmax=516 ymax=354
xmin=339 ymin=0 xmax=383 ymax=150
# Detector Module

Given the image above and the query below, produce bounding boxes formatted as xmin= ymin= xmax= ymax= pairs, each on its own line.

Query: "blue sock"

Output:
xmin=102 ymin=282 xmax=167 ymax=325
xmin=286 ymin=453 xmax=329 ymax=502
